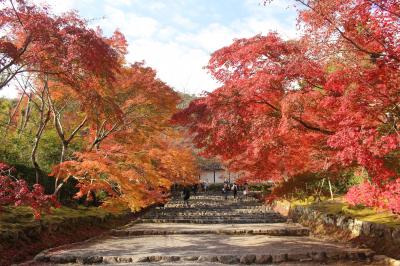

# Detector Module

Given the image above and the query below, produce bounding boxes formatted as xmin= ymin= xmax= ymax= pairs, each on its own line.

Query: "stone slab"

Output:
xmin=36 ymin=233 xmax=373 ymax=264
xmin=112 ymin=223 xmax=310 ymax=236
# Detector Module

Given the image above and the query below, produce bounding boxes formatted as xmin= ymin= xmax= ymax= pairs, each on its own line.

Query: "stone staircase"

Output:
xmin=137 ymin=194 xmax=287 ymax=224
xmin=34 ymin=192 xmax=380 ymax=265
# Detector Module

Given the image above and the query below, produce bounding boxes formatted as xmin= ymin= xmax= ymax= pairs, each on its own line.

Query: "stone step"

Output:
xmin=175 ymin=197 xmax=257 ymax=200
xmin=152 ymin=205 xmax=270 ymax=208
xmin=166 ymin=198 xmax=261 ymax=201
xmin=164 ymin=202 xmax=266 ymax=206
xmin=147 ymin=208 xmax=278 ymax=212
xmin=166 ymin=197 xmax=261 ymax=201
xmin=138 ymin=218 xmax=287 ymax=224
xmin=176 ymin=195 xmax=258 ymax=199
xmin=141 ymin=216 xmax=282 ymax=219
xmin=36 ymin=252 xmax=376 ymax=264
xmin=32 ymin=192 xmax=381 ymax=266
xmin=112 ymin=223 xmax=309 ymax=234
xmin=156 ymin=204 xmax=271 ymax=211
xmin=146 ymin=212 xmax=276 ymax=216
xmin=167 ymin=199 xmax=261 ymax=202
xmin=34 ymin=233 xmax=376 ymax=265
xmin=142 ymin=210 xmax=278 ymax=216
xmin=111 ymin=228 xmax=310 ymax=237
xmin=142 ymin=216 xmax=285 ymax=221
xmin=142 ymin=215 xmax=284 ymax=219
xmin=155 ymin=205 xmax=271 ymax=209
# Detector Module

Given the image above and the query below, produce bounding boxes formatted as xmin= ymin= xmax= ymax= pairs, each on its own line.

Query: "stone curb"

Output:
xmin=282 ymin=203 xmax=400 ymax=260
xmin=35 ymin=250 xmax=376 ymax=265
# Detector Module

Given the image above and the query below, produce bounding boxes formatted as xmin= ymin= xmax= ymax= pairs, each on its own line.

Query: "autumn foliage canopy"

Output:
xmin=0 ymin=0 xmax=198 ymax=217
xmin=174 ymin=0 xmax=400 ymax=212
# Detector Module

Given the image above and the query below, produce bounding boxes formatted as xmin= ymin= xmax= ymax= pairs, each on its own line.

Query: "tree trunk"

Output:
xmin=7 ymin=93 xmax=23 ymax=128
xmin=19 ymin=95 xmax=31 ymax=133
xmin=31 ymin=111 xmax=50 ymax=184
xmin=54 ymin=142 xmax=67 ymax=192
xmin=328 ymin=178 xmax=334 ymax=200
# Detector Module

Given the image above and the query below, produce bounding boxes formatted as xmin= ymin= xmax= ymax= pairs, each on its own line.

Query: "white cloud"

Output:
xmin=175 ymin=16 xmax=297 ymax=54
xmin=2 ymin=0 xmax=299 ymax=98
xmin=244 ymin=0 xmax=295 ymax=14
xmin=127 ymin=40 xmax=219 ymax=94
xmin=172 ymin=15 xmax=198 ymax=30
xmin=157 ymin=26 xmax=178 ymax=40
xmin=240 ymin=17 xmax=298 ymax=39
xmin=33 ymin=0 xmax=94 ymax=14
xmin=146 ymin=1 xmax=167 ymax=11
xmin=104 ymin=0 xmax=134 ymax=7
xmin=176 ymin=23 xmax=236 ymax=53
xmin=101 ymin=6 xmax=160 ymax=38
xmin=0 ymin=84 xmax=19 ymax=98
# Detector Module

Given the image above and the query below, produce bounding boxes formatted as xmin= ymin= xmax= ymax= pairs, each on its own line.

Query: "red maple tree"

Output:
xmin=174 ymin=0 xmax=400 ymax=212
xmin=0 ymin=162 xmax=59 ymax=219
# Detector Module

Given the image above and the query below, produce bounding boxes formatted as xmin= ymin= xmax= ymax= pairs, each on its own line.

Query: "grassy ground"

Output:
xmin=291 ymin=197 xmax=400 ymax=228
xmin=0 ymin=205 xmax=134 ymax=265
xmin=287 ymin=197 xmax=400 ymax=259
xmin=1 ymin=205 xmax=125 ymax=229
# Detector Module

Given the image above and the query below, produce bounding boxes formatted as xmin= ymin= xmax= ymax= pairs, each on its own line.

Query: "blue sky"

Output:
xmin=1 ymin=0 xmax=298 ymax=97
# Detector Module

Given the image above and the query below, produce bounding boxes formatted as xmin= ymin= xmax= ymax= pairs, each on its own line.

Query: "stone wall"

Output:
xmin=273 ymin=201 xmax=400 ymax=260
xmin=2 ymin=213 xmax=122 ymax=244
xmin=0 ymin=210 xmax=135 ymax=265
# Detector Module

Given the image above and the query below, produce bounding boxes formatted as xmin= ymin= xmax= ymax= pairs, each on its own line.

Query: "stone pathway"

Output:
xmin=33 ymin=193 xmax=382 ymax=265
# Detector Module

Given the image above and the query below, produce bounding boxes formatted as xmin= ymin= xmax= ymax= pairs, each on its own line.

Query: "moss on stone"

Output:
xmin=0 ymin=205 xmax=129 ymax=237
xmin=291 ymin=199 xmax=400 ymax=228
xmin=0 ymin=205 xmax=134 ymax=265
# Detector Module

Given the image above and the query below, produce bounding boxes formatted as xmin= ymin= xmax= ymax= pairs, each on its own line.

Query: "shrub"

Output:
xmin=0 ymin=162 xmax=59 ymax=219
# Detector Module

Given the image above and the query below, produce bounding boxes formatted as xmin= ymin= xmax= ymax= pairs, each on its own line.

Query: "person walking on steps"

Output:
xmin=203 ymin=180 xmax=208 ymax=193
xmin=182 ymin=186 xmax=191 ymax=207
xmin=222 ymin=182 xmax=229 ymax=200
xmin=243 ymin=182 xmax=249 ymax=199
xmin=231 ymin=182 xmax=238 ymax=199
xmin=192 ymin=183 xmax=198 ymax=195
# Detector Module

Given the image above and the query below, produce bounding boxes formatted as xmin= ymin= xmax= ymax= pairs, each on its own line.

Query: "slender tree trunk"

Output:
xmin=31 ymin=110 xmax=50 ymax=184
xmin=54 ymin=142 xmax=67 ymax=192
xmin=88 ymin=120 xmax=119 ymax=152
xmin=328 ymin=178 xmax=334 ymax=200
xmin=90 ymin=190 xmax=98 ymax=206
xmin=31 ymin=78 xmax=50 ymax=185
xmin=88 ymin=139 xmax=101 ymax=151
xmin=7 ymin=93 xmax=23 ymax=127
xmin=19 ymin=95 xmax=31 ymax=133
xmin=53 ymin=116 xmax=87 ymax=195
xmin=316 ymin=178 xmax=325 ymax=201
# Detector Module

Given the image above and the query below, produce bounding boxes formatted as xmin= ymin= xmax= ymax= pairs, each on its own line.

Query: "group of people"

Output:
xmin=181 ymin=181 xmax=209 ymax=207
xmin=222 ymin=179 xmax=248 ymax=200
xmin=181 ymin=180 xmax=249 ymax=207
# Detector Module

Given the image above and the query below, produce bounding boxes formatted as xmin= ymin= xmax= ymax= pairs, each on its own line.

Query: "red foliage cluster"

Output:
xmin=48 ymin=62 xmax=199 ymax=210
xmin=0 ymin=0 xmax=121 ymax=113
xmin=0 ymin=162 xmax=59 ymax=219
xmin=174 ymin=0 xmax=400 ymax=213
xmin=346 ymin=180 xmax=400 ymax=213
xmin=1 ymin=1 xmax=199 ymax=214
